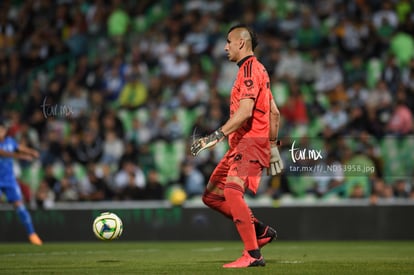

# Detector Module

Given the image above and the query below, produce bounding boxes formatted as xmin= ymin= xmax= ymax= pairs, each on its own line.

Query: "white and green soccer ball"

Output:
xmin=92 ymin=212 xmax=123 ymax=241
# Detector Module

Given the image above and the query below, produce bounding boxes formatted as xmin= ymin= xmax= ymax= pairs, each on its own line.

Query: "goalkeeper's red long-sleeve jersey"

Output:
xmin=228 ymin=55 xmax=272 ymax=167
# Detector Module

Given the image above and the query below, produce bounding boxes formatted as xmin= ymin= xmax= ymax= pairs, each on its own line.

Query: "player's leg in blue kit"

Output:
xmin=4 ymin=185 xmax=43 ymax=245
xmin=15 ymin=203 xmax=35 ymax=234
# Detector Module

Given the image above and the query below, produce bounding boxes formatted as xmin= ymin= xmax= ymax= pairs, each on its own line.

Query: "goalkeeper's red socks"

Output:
xmin=223 ymin=183 xmax=259 ymax=252
xmin=202 ymin=190 xmax=268 ymax=240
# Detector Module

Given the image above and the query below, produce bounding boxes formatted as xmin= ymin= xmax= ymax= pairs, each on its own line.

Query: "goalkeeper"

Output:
xmin=191 ymin=24 xmax=283 ymax=268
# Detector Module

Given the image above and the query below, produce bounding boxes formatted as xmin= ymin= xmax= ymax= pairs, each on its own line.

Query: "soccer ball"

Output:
xmin=92 ymin=212 xmax=123 ymax=241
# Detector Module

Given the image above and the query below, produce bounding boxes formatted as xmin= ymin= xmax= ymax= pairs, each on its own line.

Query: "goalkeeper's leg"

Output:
xmin=202 ymin=189 xmax=276 ymax=247
xmin=202 ymin=159 xmax=276 ymax=247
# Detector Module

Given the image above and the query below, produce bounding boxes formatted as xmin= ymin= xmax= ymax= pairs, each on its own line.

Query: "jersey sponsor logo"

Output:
xmin=244 ymin=79 xmax=253 ymax=87
xmin=234 ymin=153 xmax=242 ymax=161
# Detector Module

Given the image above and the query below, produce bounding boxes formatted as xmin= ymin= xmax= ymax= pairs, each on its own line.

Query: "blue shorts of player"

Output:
xmin=0 ymin=181 xmax=23 ymax=203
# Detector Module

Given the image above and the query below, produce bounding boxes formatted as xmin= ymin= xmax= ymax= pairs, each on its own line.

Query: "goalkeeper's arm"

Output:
xmin=191 ymin=98 xmax=255 ymax=156
xmin=269 ymin=96 xmax=280 ymax=143
xmin=268 ymin=97 xmax=284 ymax=175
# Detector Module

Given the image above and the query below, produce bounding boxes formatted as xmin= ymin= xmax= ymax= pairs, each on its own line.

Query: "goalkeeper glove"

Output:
xmin=191 ymin=128 xmax=225 ymax=156
xmin=267 ymin=140 xmax=284 ymax=176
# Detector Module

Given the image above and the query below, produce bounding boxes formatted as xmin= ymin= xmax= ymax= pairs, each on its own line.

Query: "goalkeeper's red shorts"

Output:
xmin=209 ymin=151 xmax=263 ymax=194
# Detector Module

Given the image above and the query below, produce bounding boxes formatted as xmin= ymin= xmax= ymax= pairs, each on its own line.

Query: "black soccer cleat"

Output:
xmin=257 ymin=225 xmax=277 ymax=248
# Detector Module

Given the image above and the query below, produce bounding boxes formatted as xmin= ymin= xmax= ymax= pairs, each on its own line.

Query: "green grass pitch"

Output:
xmin=1 ymin=241 xmax=413 ymax=274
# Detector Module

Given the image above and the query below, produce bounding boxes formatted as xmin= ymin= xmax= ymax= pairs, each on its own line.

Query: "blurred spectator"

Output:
xmin=334 ymin=17 xmax=368 ymax=60
xmin=393 ymin=179 xmax=411 ymax=198
xmin=119 ymin=170 xmax=146 ymax=200
xmin=160 ymin=42 xmax=191 ymax=87
xmin=161 ymin=113 xmax=184 ymax=142
xmin=314 ymin=54 xmax=344 ymax=96
xmin=402 ymin=65 xmax=414 ymax=113
xmin=100 ymin=108 xmax=124 ymax=139
xmin=125 ymin=44 xmax=149 ymax=79
xmin=40 ymin=124 xmax=64 ymax=165
xmin=113 ymin=159 xmax=146 ymax=199
xmin=370 ymin=177 xmax=394 ymax=204
xmin=41 ymin=163 xmax=59 ymax=193
xmin=381 ymin=55 xmax=401 ymax=94
xmin=0 ymin=7 xmax=17 ymax=51
xmin=35 ymin=180 xmax=55 ymax=209
xmin=275 ymin=46 xmax=303 ymax=81
xmin=386 ymin=96 xmax=413 ymax=136
xmin=215 ymin=55 xmax=238 ymax=96
xmin=312 ymin=153 xmax=345 ymax=198
xmin=146 ymin=76 xmax=166 ymax=107
xmin=349 ymin=184 xmax=367 ymax=199
xmin=346 ymin=80 xmax=369 ymax=108
xmin=74 ymin=129 xmax=103 ymax=165
xmin=143 ymin=170 xmax=165 ymax=200
xmin=86 ymin=0 xmax=109 ymax=37
xmin=300 ymin=49 xmax=323 ymax=83
xmin=7 ymin=52 xmax=27 ymax=95
xmin=346 ymin=81 xmax=370 ymax=134
xmin=280 ymin=82 xmax=309 ymax=129
xmin=119 ymin=140 xmax=139 ymax=165
xmin=183 ymin=10 xmax=210 ymax=55
xmin=56 ymin=176 xmax=79 ymax=202
xmin=321 ymin=101 xmax=348 ymax=139
xmin=103 ymin=55 xmax=127 ymax=101
xmin=366 ymin=80 xmax=393 ymax=134
xmin=344 ymin=55 xmax=366 ymax=86
xmin=15 ymin=121 xmax=40 ymax=152
xmin=78 ymin=164 xmax=112 ymax=201
xmin=73 ymin=55 xmax=95 ymax=89
xmin=176 ymin=159 xmax=205 ymax=198
xmin=294 ymin=8 xmax=322 ymax=50
xmin=178 ymin=64 xmax=209 ymax=110
xmin=118 ymin=69 xmax=148 ymax=109
xmin=137 ymin=143 xmax=157 ymax=175
xmin=23 ymin=78 xmax=45 ymax=115
xmin=126 ymin=117 xmax=151 ymax=146
xmin=101 ymin=129 xmax=124 ymax=165
xmin=278 ymin=9 xmax=300 ymax=40
xmin=60 ymin=79 xmax=89 ymax=118
xmin=65 ymin=7 xmax=88 ymax=57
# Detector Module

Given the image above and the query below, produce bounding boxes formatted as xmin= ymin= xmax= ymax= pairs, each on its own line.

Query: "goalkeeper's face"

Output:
xmin=224 ymin=30 xmax=240 ymax=62
xmin=225 ymin=27 xmax=253 ymax=63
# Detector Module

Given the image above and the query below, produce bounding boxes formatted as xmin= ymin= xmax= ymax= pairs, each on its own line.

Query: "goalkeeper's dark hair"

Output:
xmin=228 ymin=23 xmax=258 ymax=51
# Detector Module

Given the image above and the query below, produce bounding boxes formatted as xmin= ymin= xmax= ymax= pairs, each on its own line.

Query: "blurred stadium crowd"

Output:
xmin=1 ymin=0 xmax=414 ymax=208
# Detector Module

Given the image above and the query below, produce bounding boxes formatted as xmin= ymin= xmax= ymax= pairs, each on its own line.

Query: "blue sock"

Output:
xmin=16 ymin=205 xmax=35 ymax=235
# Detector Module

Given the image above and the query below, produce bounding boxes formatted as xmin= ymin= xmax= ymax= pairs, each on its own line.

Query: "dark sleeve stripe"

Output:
xmin=243 ymin=59 xmax=253 ymax=78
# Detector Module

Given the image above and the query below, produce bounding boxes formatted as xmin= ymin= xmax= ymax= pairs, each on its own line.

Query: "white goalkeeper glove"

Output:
xmin=191 ymin=128 xmax=225 ymax=156
xmin=268 ymin=141 xmax=284 ymax=176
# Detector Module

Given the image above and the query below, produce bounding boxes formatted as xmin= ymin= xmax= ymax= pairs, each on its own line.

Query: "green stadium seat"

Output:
xmin=287 ymin=176 xmax=313 ymax=198
xmin=272 ymin=82 xmax=289 ymax=107
xmin=366 ymin=58 xmax=383 ymax=88
xmin=117 ymin=109 xmax=134 ymax=133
